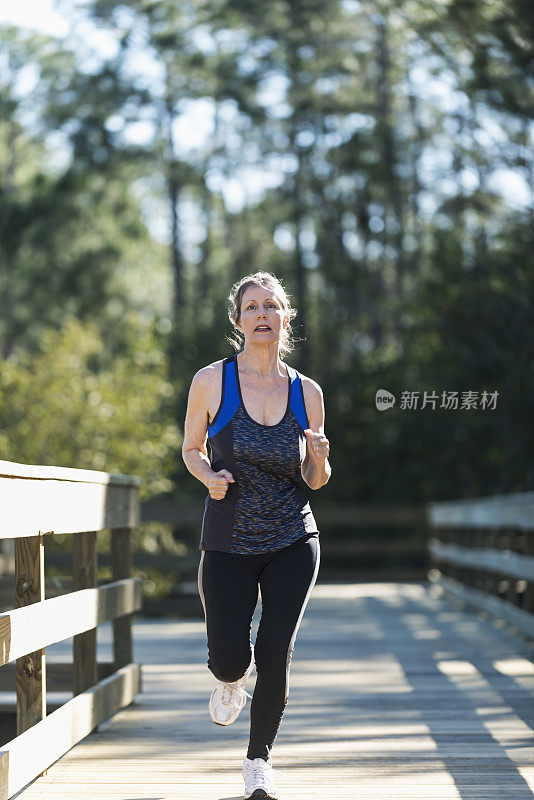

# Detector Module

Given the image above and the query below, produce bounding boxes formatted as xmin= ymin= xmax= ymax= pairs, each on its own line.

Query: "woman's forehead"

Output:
xmin=242 ymin=286 xmax=280 ymax=304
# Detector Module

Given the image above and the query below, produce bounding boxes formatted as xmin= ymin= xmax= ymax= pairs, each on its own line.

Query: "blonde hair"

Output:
xmin=226 ymin=271 xmax=299 ymax=358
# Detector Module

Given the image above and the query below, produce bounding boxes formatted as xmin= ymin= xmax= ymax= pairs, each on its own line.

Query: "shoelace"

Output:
xmin=246 ymin=760 xmax=288 ymax=782
xmin=221 ymin=682 xmax=253 ymax=705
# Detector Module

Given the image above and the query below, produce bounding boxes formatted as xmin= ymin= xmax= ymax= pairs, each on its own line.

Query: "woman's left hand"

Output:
xmin=304 ymin=429 xmax=330 ymax=462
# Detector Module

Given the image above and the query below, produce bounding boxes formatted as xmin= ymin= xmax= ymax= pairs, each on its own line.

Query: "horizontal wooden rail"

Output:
xmin=141 ymin=496 xmax=427 ymax=528
xmin=429 ymin=539 xmax=534 ymax=581
xmin=0 ymin=459 xmax=142 ymax=800
xmin=0 ymin=578 xmax=142 ymax=668
xmin=0 ymin=460 xmax=140 ymax=540
xmin=428 ymin=491 xmax=534 ymax=529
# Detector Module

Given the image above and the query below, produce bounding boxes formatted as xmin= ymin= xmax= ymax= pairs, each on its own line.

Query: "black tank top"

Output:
xmin=199 ymin=354 xmax=319 ymax=554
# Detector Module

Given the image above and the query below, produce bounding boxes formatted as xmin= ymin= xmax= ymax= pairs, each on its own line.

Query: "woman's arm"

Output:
xmin=181 ymin=368 xmax=218 ymax=489
xmin=300 ymin=378 xmax=331 ymax=490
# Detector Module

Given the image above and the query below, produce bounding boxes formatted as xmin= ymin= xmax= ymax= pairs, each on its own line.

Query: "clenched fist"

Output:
xmin=208 ymin=469 xmax=235 ymax=500
xmin=304 ymin=428 xmax=330 ymax=462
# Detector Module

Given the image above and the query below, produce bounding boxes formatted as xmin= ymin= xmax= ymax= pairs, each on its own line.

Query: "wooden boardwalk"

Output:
xmin=12 ymin=581 xmax=534 ymax=800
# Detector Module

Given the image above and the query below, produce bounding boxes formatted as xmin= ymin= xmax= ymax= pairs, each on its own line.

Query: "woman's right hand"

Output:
xmin=208 ymin=469 xmax=235 ymax=500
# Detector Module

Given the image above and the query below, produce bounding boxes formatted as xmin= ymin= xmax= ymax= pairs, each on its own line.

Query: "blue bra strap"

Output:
xmin=207 ymin=358 xmax=240 ymax=438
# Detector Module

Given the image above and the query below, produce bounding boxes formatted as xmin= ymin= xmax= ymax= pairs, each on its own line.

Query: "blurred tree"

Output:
xmin=0 ymin=25 xmax=168 ymax=360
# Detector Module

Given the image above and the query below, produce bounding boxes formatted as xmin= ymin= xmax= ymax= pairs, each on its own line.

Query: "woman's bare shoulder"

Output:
xmin=295 ymin=370 xmax=325 ymax=431
xmin=294 ymin=369 xmax=323 ymax=402
xmin=192 ymin=359 xmax=228 ymax=423
xmin=194 ymin=358 xmax=225 ymax=384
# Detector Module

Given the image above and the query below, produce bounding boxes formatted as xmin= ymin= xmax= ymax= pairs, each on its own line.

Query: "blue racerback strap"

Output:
xmin=287 ymin=364 xmax=309 ymax=431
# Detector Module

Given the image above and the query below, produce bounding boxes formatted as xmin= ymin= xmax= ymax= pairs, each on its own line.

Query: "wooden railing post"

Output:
xmin=73 ymin=531 xmax=98 ymax=695
xmin=506 ymin=529 xmax=517 ymax=606
xmin=111 ymin=527 xmax=133 ymax=671
xmin=14 ymin=534 xmax=47 ymax=734
xmin=487 ymin=528 xmax=497 ymax=597
xmin=526 ymin=531 xmax=534 ymax=614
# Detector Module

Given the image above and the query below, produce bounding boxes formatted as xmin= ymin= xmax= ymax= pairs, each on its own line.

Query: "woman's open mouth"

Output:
xmin=254 ymin=326 xmax=271 ymax=331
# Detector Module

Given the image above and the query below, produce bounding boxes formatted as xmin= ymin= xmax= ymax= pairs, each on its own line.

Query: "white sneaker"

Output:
xmin=209 ymin=649 xmax=254 ymax=726
xmin=242 ymin=756 xmax=287 ymax=799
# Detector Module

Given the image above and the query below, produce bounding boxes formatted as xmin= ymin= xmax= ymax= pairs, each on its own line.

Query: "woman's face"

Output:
xmin=237 ymin=285 xmax=288 ymax=346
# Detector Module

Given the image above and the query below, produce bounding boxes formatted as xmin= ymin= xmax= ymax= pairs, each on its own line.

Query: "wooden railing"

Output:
xmin=427 ymin=491 xmax=534 ymax=637
xmin=0 ymin=459 xmax=143 ymax=799
xmin=141 ymin=496 xmax=428 ymax=528
xmin=140 ymin=495 xmax=428 ymax=578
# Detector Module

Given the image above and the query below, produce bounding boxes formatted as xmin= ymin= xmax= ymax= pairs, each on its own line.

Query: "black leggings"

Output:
xmin=197 ymin=533 xmax=320 ymax=762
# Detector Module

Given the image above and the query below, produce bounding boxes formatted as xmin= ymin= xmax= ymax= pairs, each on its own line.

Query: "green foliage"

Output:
xmin=0 ymin=313 xmax=181 ymax=500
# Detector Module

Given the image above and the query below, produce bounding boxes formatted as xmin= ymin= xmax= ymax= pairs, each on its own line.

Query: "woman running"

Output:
xmin=182 ymin=271 xmax=331 ymax=800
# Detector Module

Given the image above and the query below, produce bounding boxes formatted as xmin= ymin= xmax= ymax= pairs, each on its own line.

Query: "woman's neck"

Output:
xmin=237 ymin=348 xmax=284 ymax=379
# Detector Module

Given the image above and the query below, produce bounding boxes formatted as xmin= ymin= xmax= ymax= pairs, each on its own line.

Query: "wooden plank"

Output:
xmin=0 ymin=460 xmax=140 ymax=487
xmin=14 ymin=535 xmax=46 ymax=738
xmin=0 ymin=662 xmax=140 ymax=799
xmin=0 ymin=578 xmax=142 ymax=667
xmin=0 ymin=662 xmax=116 ymax=694
xmin=0 ymin=480 xmax=140 ymax=539
xmin=428 ymin=491 xmax=534 ymax=530
xmin=111 ymin=528 xmax=134 ymax=671
xmin=0 ymin=752 xmax=7 ymax=800
xmin=527 ymin=531 xmax=534 ymax=614
xmin=73 ymin=532 xmax=97 ymax=695
xmin=429 ymin=539 xmax=534 ymax=581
